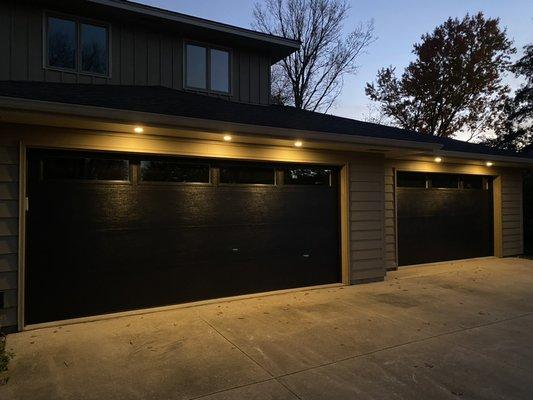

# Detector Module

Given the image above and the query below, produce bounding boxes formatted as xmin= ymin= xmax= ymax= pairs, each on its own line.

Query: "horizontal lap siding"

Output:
xmin=384 ymin=167 xmax=397 ymax=269
xmin=501 ymin=171 xmax=524 ymax=256
xmin=0 ymin=144 xmax=18 ymax=330
xmin=349 ymin=158 xmax=386 ymax=282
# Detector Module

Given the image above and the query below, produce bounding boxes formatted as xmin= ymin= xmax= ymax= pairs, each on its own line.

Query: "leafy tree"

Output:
xmin=253 ymin=0 xmax=374 ymax=112
xmin=483 ymin=44 xmax=533 ymax=151
xmin=366 ymin=13 xmax=514 ymax=139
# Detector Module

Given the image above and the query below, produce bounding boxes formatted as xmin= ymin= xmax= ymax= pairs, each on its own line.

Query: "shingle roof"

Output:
xmin=0 ymin=81 xmax=531 ymax=160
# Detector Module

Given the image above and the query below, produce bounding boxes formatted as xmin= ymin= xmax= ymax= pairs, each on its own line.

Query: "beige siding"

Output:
xmin=384 ymin=166 xmax=397 ymax=270
xmin=501 ymin=171 xmax=524 ymax=256
xmin=349 ymin=156 xmax=386 ymax=282
xmin=0 ymin=1 xmax=271 ymax=105
xmin=0 ymin=144 xmax=18 ymax=330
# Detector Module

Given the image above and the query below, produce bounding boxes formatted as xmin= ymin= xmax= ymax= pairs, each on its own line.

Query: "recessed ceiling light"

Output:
xmin=223 ymin=135 xmax=232 ymax=142
xmin=294 ymin=140 xmax=303 ymax=148
xmin=134 ymin=126 xmax=144 ymax=134
xmin=434 ymin=157 xmax=442 ymax=163
xmin=486 ymin=161 xmax=494 ymax=167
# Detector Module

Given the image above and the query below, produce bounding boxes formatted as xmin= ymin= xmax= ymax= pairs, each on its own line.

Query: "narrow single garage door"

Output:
xmin=397 ymin=172 xmax=493 ymax=266
xmin=25 ymin=150 xmax=340 ymax=324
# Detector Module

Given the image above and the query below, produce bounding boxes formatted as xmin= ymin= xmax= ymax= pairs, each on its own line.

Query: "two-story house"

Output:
xmin=0 ymin=0 xmax=531 ymax=332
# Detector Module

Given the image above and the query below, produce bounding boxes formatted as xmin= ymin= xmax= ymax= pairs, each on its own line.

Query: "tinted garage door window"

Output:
xmin=25 ymin=150 xmax=340 ymax=324
xmin=397 ymin=172 xmax=493 ymax=266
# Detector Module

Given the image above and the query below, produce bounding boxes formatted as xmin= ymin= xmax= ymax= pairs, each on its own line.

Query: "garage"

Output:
xmin=25 ymin=149 xmax=341 ymax=324
xmin=397 ymin=171 xmax=494 ymax=266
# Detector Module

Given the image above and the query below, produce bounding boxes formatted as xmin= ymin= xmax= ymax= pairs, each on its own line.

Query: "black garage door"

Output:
xmin=25 ymin=150 xmax=340 ymax=324
xmin=397 ymin=172 xmax=493 ymax=266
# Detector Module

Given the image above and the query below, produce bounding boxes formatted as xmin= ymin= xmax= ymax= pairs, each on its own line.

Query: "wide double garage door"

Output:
xmin=26 ymin=150 xmax=341 ymax=324
xmin=397 ymin=171 xmax=494 ymax=266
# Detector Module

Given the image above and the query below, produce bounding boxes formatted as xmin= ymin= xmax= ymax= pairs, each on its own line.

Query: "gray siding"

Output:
xmin=349 ymin=157 xmax=386 ymax=282
xmin=0 ymin=1 xmax=271 ymax=105
xmin=501 ymin=171 xmax=524 ymax=256
xmin=0 ymin=145 xmax=18 ymax=330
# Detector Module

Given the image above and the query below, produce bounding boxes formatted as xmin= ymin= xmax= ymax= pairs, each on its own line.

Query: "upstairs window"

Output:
xmin=47 ymin=17 xmax=77 ymax=70
xmin=46 ymin=15 xmax=109 ymax=76
xmin=185 ymin=43 xmax=230 ymax=93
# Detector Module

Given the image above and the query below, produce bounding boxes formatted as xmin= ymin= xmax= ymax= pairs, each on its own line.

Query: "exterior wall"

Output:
xmin=384 ymin=166 xmax=397 ymax=270
xmin=384 ymin=159 xmax=525 ymax=267
xmin=349 ymin=156 xmax=386 ymax=282
xmin=0 ymin=144 xmax=18 ymax=331
xmin=500 ymin=171 xmax=524 ymax=256
xmin=0 ymin=121 xmax=525 ymax=331
xmin=0 ymin=1 xmax=271 ymax=105
xmin=1 ymin=122 xmax=389 ymax=330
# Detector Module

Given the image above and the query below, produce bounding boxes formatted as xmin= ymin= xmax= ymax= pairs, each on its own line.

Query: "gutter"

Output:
xmin=0 ymin=96 xmax=444 ymax=153
xmin=436 ymin=150 xmax=533 ymax=166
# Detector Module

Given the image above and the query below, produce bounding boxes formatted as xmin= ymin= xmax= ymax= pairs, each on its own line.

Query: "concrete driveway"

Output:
xmin=2 ymin=257 xmax=533 ymax=400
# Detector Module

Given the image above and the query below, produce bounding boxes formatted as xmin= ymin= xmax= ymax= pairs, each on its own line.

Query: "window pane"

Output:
xmin=186 ymin=44 xmax=207 ymax=89
xmin=431 ymin=174 xmax=459 ymax=189
xmin=210 ymin=49 xmax=230 ymax=93
xmin=461 ymin=175 xmax=484 ymax=189
xmin=140 ymin=161 xmax=210 ymax=183
xmin=81 ymin=23 xmax=108 ymax=75
xmin=284 ymin=167 xmax=331 ymax=186
xmin=220 ymin=166 xmax=275 ymax=184
xmin=47 ymin=17 xmax=76 ymax=69
xmin=43 ymin=157 xmax=129 ymax=181
xmin=397 ymin=172 xmax=427 ymax=188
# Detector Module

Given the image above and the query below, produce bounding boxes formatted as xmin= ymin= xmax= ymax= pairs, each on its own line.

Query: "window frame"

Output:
xmin=39 ymin=155 xmax=131 ymax=184
xmin=43 ymin=11 xmax=112 ymax=78
xmin=282 ymin=166 xmax=334 ymax=187
xmin=218 ymin=163 xmax=277 ymax=186
xmin=183 ymin=40 xmax=232 ymax=95
xmin=396 ymin=170 xmax=491 ymax=191
xmin=138 ymin=159 xmax=213 ymax=186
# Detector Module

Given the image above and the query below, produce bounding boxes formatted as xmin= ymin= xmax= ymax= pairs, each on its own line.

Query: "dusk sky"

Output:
xmin=139 ymin=0 xmax=532 ymax=133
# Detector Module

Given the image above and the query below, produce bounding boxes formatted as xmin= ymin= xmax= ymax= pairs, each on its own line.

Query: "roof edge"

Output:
xmin=88 ymin=0 xmax=301 ymax=49
xmin=0 ymin=95 xmax=444 ymax=153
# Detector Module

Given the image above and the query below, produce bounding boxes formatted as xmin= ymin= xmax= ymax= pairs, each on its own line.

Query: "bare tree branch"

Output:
xmin=253 ymin=0 xmax=375 ymax=112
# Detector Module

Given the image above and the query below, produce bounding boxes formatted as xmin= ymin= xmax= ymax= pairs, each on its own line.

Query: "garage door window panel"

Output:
xmin=220 ymin=165 xmax=275 ymax=184
xmin=397 ymin=172 xmax=427 ymax=188
xmin=430 ymin=174 xmax=460 ymax=189
xmin=284 ymin=167 xmax=332 ymax=186
xmin=461 ymin=175 xmax=485 ymax=190
xmin=42 ymin=157 xmax=129 ymax=182
xmin=140 ymin=160 xmax=210 ymax=184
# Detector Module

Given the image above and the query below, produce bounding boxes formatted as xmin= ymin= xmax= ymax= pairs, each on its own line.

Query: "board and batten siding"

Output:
xmin=0 ymin=145 xmax=18 ymax=331
xmin=0 ymin=1 xmax=271 ymax=105
xmin=500 ymin=171 xmax=524 ymax=256
xmin=349 ymin=156 xmax=386 ymax=282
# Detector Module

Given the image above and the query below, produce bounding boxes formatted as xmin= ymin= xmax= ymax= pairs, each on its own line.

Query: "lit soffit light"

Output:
xmin=133 ymin=126 xmax=144 ymax=134
xmin=434 ymin=156 xmax=442 ymax=163
xmin=486 ymin=161 xmax=494 ymax=167
xmin=294 ymin=140 xmax=303 ymax=148
xmin=223 ymin=134 xmax=232 ymax=142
